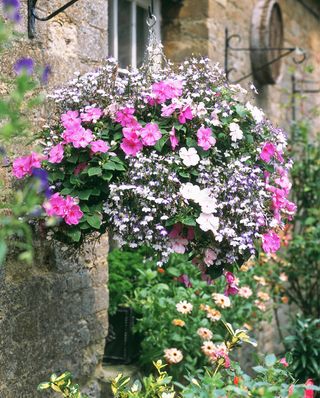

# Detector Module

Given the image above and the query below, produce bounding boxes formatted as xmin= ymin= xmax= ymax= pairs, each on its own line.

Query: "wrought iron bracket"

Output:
xmin=28 ymin=0 xmax=81 ymax=39
xmin=291 ymin=74 xmax=320 ymax=121
xmin=224 ymin=28 xmax=306 ymax=84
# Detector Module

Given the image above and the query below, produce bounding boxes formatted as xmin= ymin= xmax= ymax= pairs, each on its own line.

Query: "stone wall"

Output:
xmin=0 ymin=1 xmax=109 ymax=397
xmin=162 ymin=0 xmax=320 ymax=133
xmin=0 ymin=235 xmax=109 ymax=398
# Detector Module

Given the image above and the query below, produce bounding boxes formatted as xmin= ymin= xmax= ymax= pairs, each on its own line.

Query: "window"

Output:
xmin=108 ymin=0 xmax=161 ymax=69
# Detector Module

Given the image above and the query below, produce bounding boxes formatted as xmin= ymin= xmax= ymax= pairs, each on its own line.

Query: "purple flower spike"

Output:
xmin=14 ymin=58 xmax=34 ymax=76
xmin=2 ymin=0 xmax=21 ymax=22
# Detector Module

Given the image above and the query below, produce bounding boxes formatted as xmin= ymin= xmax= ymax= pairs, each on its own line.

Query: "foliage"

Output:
xmin=112 ymin=357 xmax=318 ymax=398
xmin=284 ymin=316 xmax=320 ymax=384
xmin=38 ymin=371 xmax=88 ymax=397
xmin=108 ymin=246 xmax=155 ymax=315
xmin=13 ymin=57 xmax=295 ymax=278
xmin=0 ymin=9 xmax=47 ymax=264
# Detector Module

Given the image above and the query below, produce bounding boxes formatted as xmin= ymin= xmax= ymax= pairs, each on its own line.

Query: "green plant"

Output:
xmin=284 ymin=316 xmax=320 ymax=384
xmin=124 ymin=253 xmax=269 ymax=379
xmin=38 ymin=371 xmax=88 ymax=397
xmin=0 ymin=12 xmax=46 ymax=265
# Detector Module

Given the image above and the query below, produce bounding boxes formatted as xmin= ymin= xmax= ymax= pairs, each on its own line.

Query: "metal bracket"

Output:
xmin=28 ymin=0 xmax=81 ymax=39
xmin=224 ymin=28 xmax=306 ymax=84
xmin=291 ymin=74 xmax=320 ymax=121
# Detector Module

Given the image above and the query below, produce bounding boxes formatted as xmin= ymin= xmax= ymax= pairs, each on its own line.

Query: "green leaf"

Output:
xmin=252 ymin=365 xmax=267 ymax=373
xmin=102 ymin=171 xmax=113 ymax=181
xmin=87 ymin=214 xmax=102 ymax=229
xmin=0 ymin=240 xmax=7 ymax=266
xmin=66 ymin=229 xmax=81 ymax=242
xmin=235 ymin=104 xmax=247 ymax=118
xmin=265 ymin=353 xmax=277 ymax=367
xmin=181 ymin=216 xmax=196 ymax=226
xmin=186 ymin=137 xmax=197 ymax=147
xmin=88 ymin=167 xmax=102 ymax=176
xmin=154 ymin=135 xmax=168 ymax=152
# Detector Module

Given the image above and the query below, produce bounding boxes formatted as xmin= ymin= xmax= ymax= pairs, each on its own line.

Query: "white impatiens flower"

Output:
xmin=246 ymin=102 xmax=264 ymax=123
xmin=198 ymin=190 xmax=217 ymax=213
xmin=179 ymin=183 xmax=201 ymax=201
xmin=229 ymin=122 xmax=244 ymax=142
xmin=196 ymin=213 xmax=219 ymax=233
xmin=179 ymin=147 xmax=200 ymax=167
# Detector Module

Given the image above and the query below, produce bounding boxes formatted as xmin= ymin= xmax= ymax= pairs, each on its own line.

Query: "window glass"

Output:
xmin=136 ymin=5 xmax=148 ymax=67
xmin=118 ymin=0 xmax=132 ymax=68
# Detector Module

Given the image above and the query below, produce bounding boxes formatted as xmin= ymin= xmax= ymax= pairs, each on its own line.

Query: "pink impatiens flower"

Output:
xmin=43 ymin=193 xmax=66 ymax=217
xmin=120 ymin=138 xmax=143 ymax=156
xmin=71 ymin=128 xmax=94 ymax=148
xmin=140 ymin=123 xmax=162 ymax=146
xmin=262 ymin=231 xmax=281 ymax=253
xmin=48 ymin=143 xmax=64 ymax=164
xmin=279 ymin=357 xmax=289 ymax=367
xmin=170 ymin=127 xmax=179 ymax=150
xmin=80 ymin=107 xmax=103 ymax=123
xmin=260 ymin=142 xmax=276 ymax=163
xmin=64 ymin=195 xmax=84 ymax=225
xmin=13 ymin=152 xmax=45 ymax=179
xmin=197 ymin=126 xmax=216 ymax=150
xmin=90 ymin=140 xmax=110 ymax=154
xmin=178 ymin=105 xmax=193 ymax=124
xmin=150 ymin=79 xmax=183 ymax=104
xmin=115 ymin=107 xmax=136 ymax=127
xmin=170 ymin=237 xmax=188 ymax=254
xmin=61 ymin=110 xmax=81 ymax=129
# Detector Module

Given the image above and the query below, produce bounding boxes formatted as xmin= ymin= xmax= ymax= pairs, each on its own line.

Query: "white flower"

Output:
xmin=179 ymin=147 xmax=200 ymax=167
xmin=197 ymin=327 xmax=213 ymax=340
xmin=196 ymin=213 xmax=219 ymax=233
xmin=212 ymin=293 xmax=231 ymax=308
xmin=198 ymin=191 xmax=217 ymax=213
xmin=176 ymin=300 xmax=193 ymax=314
xmin=238 ymin=286 xmax=253 ymax=298
xmin=229 ymin=122 xmax=244 ymax=142
xmin=246 ymin=102 xmax=264 ymax=123
xmin=179 ymin=183 xmax=201 ymax=201
xmin=164 ymin=348 xmax=183 ymax=364
xmin=162 ymin=393 xmax=175 ymax=398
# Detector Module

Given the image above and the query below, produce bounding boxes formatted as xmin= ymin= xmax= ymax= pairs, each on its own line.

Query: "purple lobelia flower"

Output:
xmin=32 ymin=168 xmax=52 ymax=198
xmin=2 ymin=0 xmax=21 ymax=22
xmin=14 ymin=58 xmax=34 ymax=76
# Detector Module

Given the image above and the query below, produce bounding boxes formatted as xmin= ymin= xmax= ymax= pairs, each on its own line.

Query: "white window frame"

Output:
xmin=109 ymin=0 xmax=161 ymax=69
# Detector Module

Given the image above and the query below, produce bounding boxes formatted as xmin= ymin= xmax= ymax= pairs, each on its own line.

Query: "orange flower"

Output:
xmin=281 ymin=296 xmax=289 ymax=304
xmin=172 ymin=319 xmax=185 ymax=327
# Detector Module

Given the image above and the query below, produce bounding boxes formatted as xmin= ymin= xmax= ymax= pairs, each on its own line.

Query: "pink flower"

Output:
xmin=225 ymin=271 xmax=236 ymax=285
xmin=204 ymin=248 xmax=217 ymax=266
xmin=13 ymin=152 xmax=44 ymax=179
xmin=48 ymin=143 xmax=64 ymax=164
xmin=43 ymin=193 xmax=66 ymax=217
xmin=80 ymin=107 xmax=103 ymax=123
xmin=288 ymin=385 xmax=294 ymax=396
xmin=150 ymin=79 xmax=183 ymax=104
xmin=279 ymin=357 xmax=289 ymax=367
xmin=140 ymin=123 xmax=162 ymax=146
xmin=168 ymin=223 xmax=183 ymax=239
xmin=161 ymin=102 xmax=179 ymax=117
xmin=115 ymin=107 xmax=136 ymax=127
xmin=61 ymin=110 xmax=81 ymax=129
xmin=178 ymin=105 xmax=193 ymax=124
xmin=64 ymin=196 xmax=83 ymax=225
xmin=74 ymin=162 xmax=87 ymax=175
xmin=71 ymin=128 xmax=94 ymax=148
xmin=170 ymin=237 xmax=188 ymax=254
xmin=123 ymin=126 xmax=141 ymax=140
xmin=197 ymin=127 xmax=216 ymax=150
xmin=260 ymin=142 xmax=276 ymax=163
xmin=304 ymin=379 xmax=314 ymax=398
xmin=170 ymin=127 xmax=179 ymax=150
xmin=61 ymin=123 xmax=84 ymax=144
xmin=262 ymin=231 xmax=281 ymax=253
xmin=120 ymin=138 xmax=143 ymax=156
xmin=90 ymin=140 xmax=110 ymax=154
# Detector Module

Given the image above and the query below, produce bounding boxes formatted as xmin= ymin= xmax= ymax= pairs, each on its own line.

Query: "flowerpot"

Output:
xmin=104 ymin=307 xmax=141 ymax=364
